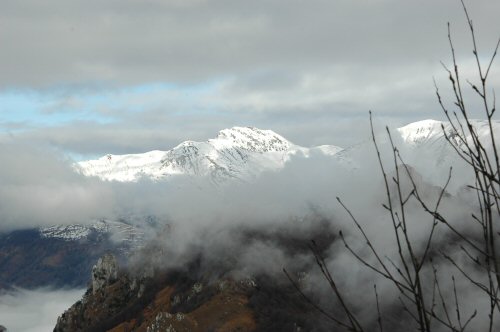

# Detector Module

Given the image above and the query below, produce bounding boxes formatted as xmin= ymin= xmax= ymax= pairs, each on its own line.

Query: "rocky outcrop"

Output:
xmin=54 ymin=219 xmax=338 ymax=331
xmin=91 ymin=253 xmax=118 ymax=294
xmin=54 ymin=253 xmax=143 ymax=332
xmin=54 ymin=254 xmax=326 ymax=332
xmin=53 ymin=251 xmax=258 ymax=332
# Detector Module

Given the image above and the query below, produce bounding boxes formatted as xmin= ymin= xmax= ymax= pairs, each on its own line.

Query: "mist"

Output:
xmin=0 ymin=141 xmax=115 ymax=231
xmin=0 ymin=288 xmax=84 ymax=332
xmin=0 ymin=122 xmax=495 ymax=330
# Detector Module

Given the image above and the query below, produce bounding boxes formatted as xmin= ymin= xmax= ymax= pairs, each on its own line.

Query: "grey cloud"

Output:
xmin=0 ymin=62 xmax=458 ymax=156
xmin=40 ymin=97 xmax=85 ymax=115
xmin=2 ymin=0 xmax=499 ymax=156
xmin=1 ymin=0 xmax=499 ymax=88
xmin=113 ymin=135 xmax=491 ymax=330
xmin=0 ymin=109 xmax=437 ymax=159
xmin=0 ymin=142 xmax=114 ymax=230
xmin=12 ymin=120 xmax=222 ymax=156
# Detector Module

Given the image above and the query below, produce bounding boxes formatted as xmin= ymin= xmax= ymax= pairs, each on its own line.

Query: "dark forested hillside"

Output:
xmin=0 ymin=228 xmax=122 ymax=289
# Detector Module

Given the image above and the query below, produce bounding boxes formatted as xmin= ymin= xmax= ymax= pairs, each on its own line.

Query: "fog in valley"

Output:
xmin=0 ymin=288 xmax=84 ymax=332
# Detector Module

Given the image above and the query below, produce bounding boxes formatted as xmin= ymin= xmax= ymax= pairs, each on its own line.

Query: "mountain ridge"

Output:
xmin=76 ymin=120 xmax=500 ymax=185
xmin=76 ymin=126 xmax=343 ymax=183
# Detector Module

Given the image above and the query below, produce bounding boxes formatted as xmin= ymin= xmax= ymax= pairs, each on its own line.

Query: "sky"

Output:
xmin=1 ymin=0 xmax=499 ymax=158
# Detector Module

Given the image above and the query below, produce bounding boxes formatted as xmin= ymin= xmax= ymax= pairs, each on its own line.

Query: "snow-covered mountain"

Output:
xmin=398 ymin=119 xmax=450 ymax=145
xmin=75 ymin=120 xmax=500 ymax=187
xmin=40 ymin=219 xmax=145 ymax=252
xmin=397 ymin=119 xmax=499 ymax=147
xmin=0 ymin=220 xmax=144 ymax=290
xmin=76 ymin=126 xmax=343 ymax=183
xmin=392 ymin=118 xmax=500 ymax=191
xmin=396 ymin=119 xmax=500 ymax=164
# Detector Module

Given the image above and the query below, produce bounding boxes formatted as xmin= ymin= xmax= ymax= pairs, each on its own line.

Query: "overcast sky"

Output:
xmin=1 ymin=0 xmax=499 ymax=157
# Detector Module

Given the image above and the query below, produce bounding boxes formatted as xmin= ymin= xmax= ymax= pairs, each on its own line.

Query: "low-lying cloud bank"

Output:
xmin=0 ymin=142 xmax=116 ymax=230
xmin=0 ymin=124 xmax=493 ymax=330
xmin=0 ymin=288 xmax=85 ymax=332
xmin=0 ymin=124 xmax=474 ymax=235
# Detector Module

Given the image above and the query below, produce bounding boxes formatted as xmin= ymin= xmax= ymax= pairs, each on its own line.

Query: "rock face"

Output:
xmin=54 ymin=253 xmax=142 ymax=332
xmin=54 ymin=217 xmax=338 ymax=331
xmin=91 ymin=253 xmax=119 ymax=294
xmin=53 ymin=248 xmax=329 ymax=331
xmin=54 ymin=251 xmax=259 ymax=332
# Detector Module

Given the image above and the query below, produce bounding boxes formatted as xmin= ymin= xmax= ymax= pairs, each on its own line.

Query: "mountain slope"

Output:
xmin=0 ymin=220 xmax=146 ymax=290
xmin=0 ymin=228 xmax=116 ymax=289
xmin=54 ymin=215 xmax=338 ymax=332
xmin=397 ymin=118 xmax=500 ymax=149
xmin=395 ymin=119 xmax=500 ymax=189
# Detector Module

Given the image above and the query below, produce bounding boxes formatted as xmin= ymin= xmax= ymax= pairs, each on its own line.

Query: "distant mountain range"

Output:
xmin=2 ymin=119 xmax=499 ymax=292
xmin=76 ymin=126 xmax=343 ymax=183
xmin=76 ymin=119 xmax=500 ymax=188
xmin=0 ymin=219 xmax=147 ymax=290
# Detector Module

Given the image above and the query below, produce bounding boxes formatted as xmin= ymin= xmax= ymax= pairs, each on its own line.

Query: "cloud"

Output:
xmin=0 ymin=288 xmax=85 ymax=332
xmin=1 ymin=1 xmax=499 ymax=156
xmin=0 ymin=118 xmax=476 ymax=232
xmin=0 ymin=142 xmax=114 ymax=230
xmin=107 ymin=135 xmax=491 ymax=330
xmin=0 ymin=68 xmax=455 ymax=156
xmin=2 ymin=0 xmax=499 ymax=89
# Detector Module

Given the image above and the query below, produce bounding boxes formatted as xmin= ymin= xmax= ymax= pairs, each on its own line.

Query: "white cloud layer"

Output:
xmin=0 ymin=288 xmax=84 ymax=332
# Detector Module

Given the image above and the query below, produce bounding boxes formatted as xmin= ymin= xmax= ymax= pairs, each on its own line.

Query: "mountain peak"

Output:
xmin=397 ymin=118 xmax=500 ymax=146
xmin=211 ymin=126 xmax=291 ymax=153
xmin=397 ymin=119 xmax=445 ymax=145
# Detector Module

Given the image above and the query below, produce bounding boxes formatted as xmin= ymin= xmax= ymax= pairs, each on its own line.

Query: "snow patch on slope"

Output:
xmin=397 ymin=119 xmax=499 ymax=147
xmin=397 ymin=119 xmax=446 ymax=145
xmin=40 ymin=222 xmax=107 ymax=241
xmin=40 ymin=220 xmax=145 ymax=252
xmin=76 ymin=150 xmax=167 ymax=182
